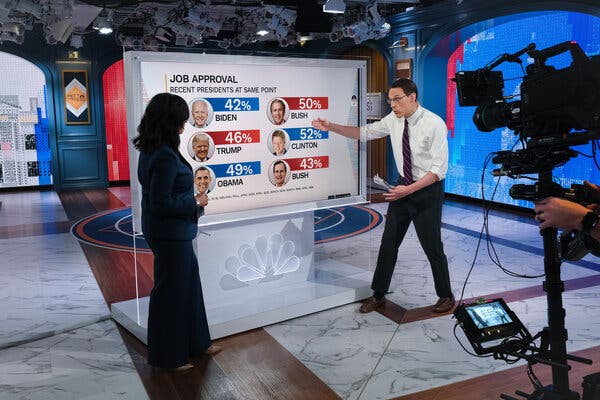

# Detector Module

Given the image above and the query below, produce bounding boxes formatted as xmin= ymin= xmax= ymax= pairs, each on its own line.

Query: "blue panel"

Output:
xmin=60 ymin=146 xmax=101 ymax=182
xmin=36 ymin=84 xmax=52 ymax=185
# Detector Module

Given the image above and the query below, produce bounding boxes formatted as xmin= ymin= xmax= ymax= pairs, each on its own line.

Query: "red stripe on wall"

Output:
xmin=102 ymin=60 xmax=130 ymax=181
xmin=446 ymin=43 xmax=464 ymax=139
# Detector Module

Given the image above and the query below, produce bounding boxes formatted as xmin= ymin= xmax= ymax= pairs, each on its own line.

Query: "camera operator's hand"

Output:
xmin=534 ymin=197 xmax=591 ymax=230
xmin=584 ymin=181 xmax=600 ymax=211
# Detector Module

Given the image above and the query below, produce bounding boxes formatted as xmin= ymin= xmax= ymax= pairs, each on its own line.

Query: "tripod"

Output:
xmin=502 ymin=170 xmax=592 ymax=400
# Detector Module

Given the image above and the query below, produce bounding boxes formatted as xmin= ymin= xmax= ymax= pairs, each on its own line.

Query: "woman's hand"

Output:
xmin=195 ymin=193 xmax=208 ymax=207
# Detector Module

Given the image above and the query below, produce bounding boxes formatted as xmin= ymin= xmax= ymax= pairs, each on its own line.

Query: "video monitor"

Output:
xmin=454 ymin=298 xmax=530 ymax=355
xmin=465 ymin=300 xmax=513 ymax=329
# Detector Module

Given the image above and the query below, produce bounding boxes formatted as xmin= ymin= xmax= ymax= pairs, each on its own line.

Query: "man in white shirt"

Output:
xmin=312 ymin=78 xmax=454 ymax=314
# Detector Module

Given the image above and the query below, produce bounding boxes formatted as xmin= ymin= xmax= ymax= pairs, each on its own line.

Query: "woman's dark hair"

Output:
xmin=133 ymin=93 xmax=189 ymax=152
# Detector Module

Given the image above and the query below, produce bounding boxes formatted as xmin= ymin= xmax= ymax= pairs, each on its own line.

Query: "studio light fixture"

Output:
xmin=323 ymin=0 xmax=346 ymax=14
xmin=256 ymin=20 xmax=269 ymax=36
xmin=0 ymin=22 xmax=25 ymax=44
xmin=99 ymin=26 xmax=112 ymax=34
xmin=94 ymin=9 xmax=113 ymax=35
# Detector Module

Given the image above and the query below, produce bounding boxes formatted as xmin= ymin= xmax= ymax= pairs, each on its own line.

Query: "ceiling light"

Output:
xmin=323 ymin=0 xmax=346 ymax=14
xmin=94 ymin=9 xmax=113 ymax=35
xmin=256 ymin=20 xmax=268 ymax=36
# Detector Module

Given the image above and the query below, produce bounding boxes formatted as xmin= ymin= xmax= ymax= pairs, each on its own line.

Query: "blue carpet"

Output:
xmin=71 ymin=206 xmax=383 ymax=252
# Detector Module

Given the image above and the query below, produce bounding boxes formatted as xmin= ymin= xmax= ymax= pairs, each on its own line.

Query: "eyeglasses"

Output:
xmin=387 ymin=95 xmax=407 ymax=105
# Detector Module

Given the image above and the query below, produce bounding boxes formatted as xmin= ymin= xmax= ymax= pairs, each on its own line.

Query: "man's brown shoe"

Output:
xmin=432 ymin=296 xmax=455 ymax=313
xmin=359 ymin=296 xmax=385 ymax=313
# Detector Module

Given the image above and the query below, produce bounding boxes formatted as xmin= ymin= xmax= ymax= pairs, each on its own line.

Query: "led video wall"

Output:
xmin=0 ymin=51 xmax=51 ymax=188
xmin=446 ymin=11 xmax=600 ymax=207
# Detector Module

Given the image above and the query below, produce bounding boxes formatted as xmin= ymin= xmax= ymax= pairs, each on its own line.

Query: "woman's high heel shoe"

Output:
xmin=204 ymin=345 xmax=222 ymax=356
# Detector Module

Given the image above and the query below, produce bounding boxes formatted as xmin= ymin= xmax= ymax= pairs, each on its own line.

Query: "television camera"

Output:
xmin=453 ymin=41 xmax=600 ymax=400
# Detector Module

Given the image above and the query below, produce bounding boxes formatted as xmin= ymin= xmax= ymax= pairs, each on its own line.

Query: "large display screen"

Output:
xmin=125 ymin=51 xmax=366 ymax=227
xmin=446 ymin=11 xmax=600 ymax=207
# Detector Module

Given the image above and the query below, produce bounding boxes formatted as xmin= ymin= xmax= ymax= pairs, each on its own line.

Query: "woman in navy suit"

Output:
xmin=133 ymin=93 xmax=221 ymax=371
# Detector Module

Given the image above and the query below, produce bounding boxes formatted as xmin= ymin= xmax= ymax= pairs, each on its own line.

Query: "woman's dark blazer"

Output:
xmin=138 ymin=144 xmax=203 ymax=241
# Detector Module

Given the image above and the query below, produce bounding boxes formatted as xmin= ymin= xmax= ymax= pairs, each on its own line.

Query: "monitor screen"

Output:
xmin=465 ymin=301 xmax=513 ymax=330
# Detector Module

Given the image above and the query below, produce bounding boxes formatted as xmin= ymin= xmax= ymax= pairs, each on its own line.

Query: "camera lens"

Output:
xmin=473 ymin=101 xmax=521 ymax=132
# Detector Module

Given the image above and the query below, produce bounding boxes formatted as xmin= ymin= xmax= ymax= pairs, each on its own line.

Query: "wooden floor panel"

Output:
xmin=118 ymin=325 xmax=239 ymax=400
xmin=79 ymin=243 xmax=154 ymax=304
xmin=215 ymin=329 xmax=341 ymax=400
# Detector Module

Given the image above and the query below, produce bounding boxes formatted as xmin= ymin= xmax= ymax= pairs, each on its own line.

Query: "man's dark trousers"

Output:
xmin=371 ymin=179 xmax=451 ymax=298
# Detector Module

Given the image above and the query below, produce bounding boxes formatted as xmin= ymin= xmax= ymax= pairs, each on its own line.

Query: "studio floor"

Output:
xmin=1 ymin=186 xmax=599 ymax=400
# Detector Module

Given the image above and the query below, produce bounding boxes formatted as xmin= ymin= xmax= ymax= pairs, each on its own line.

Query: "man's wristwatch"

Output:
xmin=581 ymin=211 xmax=600 ymax=235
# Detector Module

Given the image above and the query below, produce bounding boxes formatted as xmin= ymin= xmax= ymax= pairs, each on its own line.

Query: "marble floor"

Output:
xmin=0 ymin=190 xmax=146 ymax=399
xmin=1 ymin=188 xmax=599 ymax=399
xmin=267 ymin=201 xmax=600 ymax=399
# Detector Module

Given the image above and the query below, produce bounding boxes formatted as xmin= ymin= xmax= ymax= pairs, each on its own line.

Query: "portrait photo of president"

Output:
xmin=193 ymin=166 xmax=215 ymax=195
xmin=188 ymin=98 xmax=213 ymax=128
xmin=267 ymin=98 xmax=289 ymax=126
xmin=269 ymin=129 xmax=289 ymax=156
xmin=188 ymin=133 xmax=214 ymax=162
xmin=269 ymin=160 xmax=290 ymax=187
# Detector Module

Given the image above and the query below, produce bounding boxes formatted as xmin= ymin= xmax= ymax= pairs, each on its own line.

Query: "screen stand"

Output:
xmin=111 ymin=211 xmax=375 ymax=342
